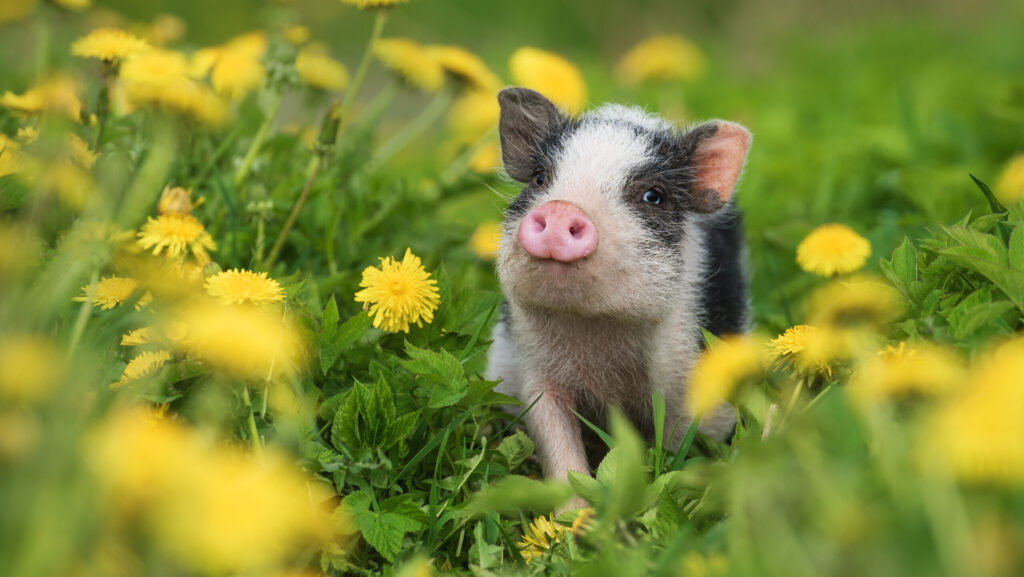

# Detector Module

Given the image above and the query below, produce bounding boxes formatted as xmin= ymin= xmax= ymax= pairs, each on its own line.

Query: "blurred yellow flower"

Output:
xmin=616 ymin=34 xmax=707 ymax=85
xmin=430 ymin=45 xmax=501 ymax=91
xmin=204 ymin=269 xmax=286 ymax=306
xmin=765 ymin=324 xmax=833 ymax=378
xmin=71 ymin=28 xmax=149 ymax=63
xmin=681 ymin=552 xmax=729 ymax=577
xmin=0 ymin=336 xmax=65 ymax=403
xmin=374 ymin=38 xmax=445 ymax=93
xmin=796 ymin=223 xmax=871 ymax=277
xmin=849 ymin=341 xmax=965 ymax=406
xmin=0 ymin=75 xmax=83 ymax=122
xmin=517 ymin=515 xmax=569 ymax=563
xmin=146 ymin=14 xmax=187 ymax=46
xmin=177 ymin=301 xmax=305 ymax=381
xmin=468 ymin=140 xmax=501 ymax=173
xmin=283 ymin=25 xmax=311 ymax=46
xmin=210 ymin=32 xmax=267 ymax=100
xmin=0 ymin=223 xmax=42 ymax=278
xmin=469 ymin=221 xmax=501 ymax=259
xmin=993 ymin=153 xmax=1024 ymax=206
xmin=0 ymin=135 xmax=23 ymax=177
xmin=67 ymin=132 xmax=98 ymax=168
xmin=509 ymin=47 xmax=587 ymax=115
xmin=807 ymin=276 xmax=902 ymax=335
xmin=570 ymin=507 xmax=596 ymax=536
xmin=447 ymin=89 xmax=499 ymax=142
xmin=121 ymin=322 xmax=188 ymax=347
xmin=688 ymin=335 xmax=764 ymax=416
xmin=74 ymin=276 xmax=152 ymax=310
xmin=0 ymin=0 xmax=36 ymax=24
xmin=120 ymin=49 xmax=227 ymax=125
xmin=15 ymin=126 xmax=38 ymax=143
xmin=354 ymin=248 xmax=441 ymax=333
xmin=137 ymin=213 xmax=217 ymax=264
xmin=341 ymin=0 xmax=409 ymax=8
xmin=295 ymin=44 xmax=350 ymax=92
xmin=921 ymin=338 xmax=1024 ymax=485
xmin=115 ymin=349 xmax=172 ymax=388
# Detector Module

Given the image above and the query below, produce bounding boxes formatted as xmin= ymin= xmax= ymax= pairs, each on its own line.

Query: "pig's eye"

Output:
xmin=532 ymin=170 xmax=547 ymax=186
xmin=642 ymin=189 xmax=664 ymax=205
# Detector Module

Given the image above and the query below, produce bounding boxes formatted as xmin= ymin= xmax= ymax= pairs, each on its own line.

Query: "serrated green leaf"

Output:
xmin=654 ymin=489 xmax=687 ymax=527
xmin=384 ymin=411 xmax=420 ymax=449
xmin=939 ymin=247 xmax=1024 ymax=313
xmin=342 ymin=491 xmax=422 ymax=562
xmin=381 ymin=493 xmax=429 ymax=527
xmin=496 ymin=429 xmax=534 ymax=470
xmin=319 ymin=305 xmax=372 ymax=375
xmin=401 ymin=341 xmax=468 ymax=408
xmin=880 ymin=237 xmax=917 ymax=299
xmin=330 ymin=391 xmax=361 ymax=450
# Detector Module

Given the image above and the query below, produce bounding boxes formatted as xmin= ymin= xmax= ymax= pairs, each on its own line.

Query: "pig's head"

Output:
xmin=496 ymin=87 xmax=751 ymax=321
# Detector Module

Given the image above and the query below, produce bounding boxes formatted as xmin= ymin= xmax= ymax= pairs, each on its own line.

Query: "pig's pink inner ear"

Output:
xmin=692 ymin=121 xmax=752 ymax=212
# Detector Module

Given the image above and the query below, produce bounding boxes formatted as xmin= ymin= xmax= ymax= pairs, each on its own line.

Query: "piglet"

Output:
xmin=486 ymin=87 xmax=752 ymax=484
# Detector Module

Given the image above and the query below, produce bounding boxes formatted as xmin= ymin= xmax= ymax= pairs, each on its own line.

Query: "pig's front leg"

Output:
xmin=523 ymin=383 xmax=589 ymax=510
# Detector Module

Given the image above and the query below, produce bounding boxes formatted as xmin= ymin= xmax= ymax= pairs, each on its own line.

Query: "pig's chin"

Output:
xmin=499 ymin=246 xmax=662 ymax=320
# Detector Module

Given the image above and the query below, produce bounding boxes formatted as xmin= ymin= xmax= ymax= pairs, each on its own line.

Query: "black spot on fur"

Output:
xmin=698 ymin=207 xmax=750 ymax=339
xmin=505 ymin=119 xmax=578 ymax=220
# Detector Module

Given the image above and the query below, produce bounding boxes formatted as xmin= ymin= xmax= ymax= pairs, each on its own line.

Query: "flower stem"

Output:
xmin=370 ymin=85 xmax=454 ymax=168
xmin=66 ymin=270 xmax=99 ymax=359
xmin=264 ymin=159 xmax=322 ymax=269
xmin=234 ymin=89 xmax=284 ymax=189
xmin=242 ymin=386 xmax=263 ymax=457
xmin=340 ymin=10 xmax=388 ymax=126
xmin=93 ymin=64 xmax=114 ymax=149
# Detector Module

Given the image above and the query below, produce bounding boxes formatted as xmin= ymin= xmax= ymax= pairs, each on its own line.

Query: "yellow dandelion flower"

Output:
xmin=688 ymin=335 xmax=764 ymax=416
xmin=468 ymin=140 xmax=501 ymax=174
xmin=807 ymin=275 xmax=902 ymax=335
xmin=137 ymin=213 xmax=217 ymax=264
xmin=210 ymin=33 xmax=267 ymax=100
xmin=517 ymin=515 xmax=570 ymax=563
xmin=374 ymin=38 xmax=445 ymax=93
xmin=156 ymin=184 xmax=195 ymax=215
xmin=766 ymin=324 xmax=834 ymax=378
xmin=295 ymin=44 xmax=350 ymax=92
xmin=430 ymin=45 xmax=501 ymax=91
xmin=74 ymin=276 xmax=152 ymax=310
xmin=796 ymin=223 xmax=872 ymax=277
xmin=0 ymin=75 xmax=83 ymax=122
xmin=570 ymin=507 xmax=596 ymax=536
xmin=205 ymin=269 xmax=286 ymax=306
xmin=447 ymin=89 xmax=499 ymax=142
xmin=283 ymin=25 xmax=311 ymax=46
xmin=71 ymin=28 xmax=149 ymax=63
xmin=0 ymin=336 xmax=66 ymax=403
xmin=188 ymin=47 xmax=221 ymax=79
xmin=341 ymin=0 xmax=409 ymax=9
xmin=114 ymin=349 xmax=172 ymax=388
xmin=616 ymin=34 xmax=707 ymax=85
xmin=0 ymin=223 xmax=42 ymax=278
xmin=0 ymin=136 xmax=24 ymax=177
xmin=681 ymin=553 xmax=729 ymax=577
xmin=354 ymin=248 xmax=441 ymax=333
xmin=850 ymin=341 xmax=965 ymax=406
xmin=993 ymin=153 xmax=1024 ymax=206
xmin=120 ymin=49 xmax=227 ymax=125
xmin=920 ymin=338 xmax=1024 ymax=485
xmin=120 ymin=323 xmax=188 ymax=347
xmin=67 ymin=132 xmax=98 ymax=168
xmin=469 ymin=221 xmax=501 ymax=260
xmin=177 ymin=301 xmax=305 ymax=381
xmin=509 ymin=47 xmax=587 ymax=115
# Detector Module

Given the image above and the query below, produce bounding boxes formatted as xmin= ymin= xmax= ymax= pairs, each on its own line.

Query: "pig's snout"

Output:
xmin=517 ymin=200 xmax=598 ymax=263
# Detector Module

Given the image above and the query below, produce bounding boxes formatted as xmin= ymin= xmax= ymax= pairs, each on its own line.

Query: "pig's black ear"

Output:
xmin=684 ymin=121 xmax=752 ymax=213
xmin=498 ymin=87 xmax=566 ymax=182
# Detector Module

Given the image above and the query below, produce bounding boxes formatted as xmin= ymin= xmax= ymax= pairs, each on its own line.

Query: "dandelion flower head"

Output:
xmin=447 ymin=89 xmax=499 ymax=142
xmin=114 ymin=349 xmax=172 ymax=388
xmin=509 ymin=47 xmax=587 ymax=115
xmin=797 ymin=223 xmax=872 ymax=277
xmin=994 ymin=153 xmax=1024 ymax=206
xmin=0 ymin=75 xmax=83 ymax=122
xmin=688 ymin=335 xmax=764 ymax=416
xmin=137 ymin=213 xmax=217 ymax=264
xmin=766 ymin=324 xmax=833 ymax=378
xmin=283 ymin=25 xmax=311 ymax=46
xmin=71 ymin=28 xmax=149 ymax=63
xmin=74 ymin=276 xmax=152 ymax=310
xmin=469 ymin=221 xmax=501 ymax=260
xmin=120 ymin=49 xmax=227 ymax=125
xmin=209 ymin=32 xmax=267 ymax=100
xmin=374 ymin=38 xmax=444 ymax=93
xmin=295 ymin=44 xmax=350 ymax=92
xmin=517 ymin=515 xmax=570 ymax=564
xmin=354 ymin=248 xmax=441 ymax=333
xmin=204 ymin=269 xmax=286 ymax=306
xmin=341 ymin=0 xmax=410 ymax=9
xmin=616 ymin=34 xmax=707 ymax=85
xmin=430 ymin=45 xmax=500 ymax=91
xmin=0 ymin=336 xmax=66 ymax=403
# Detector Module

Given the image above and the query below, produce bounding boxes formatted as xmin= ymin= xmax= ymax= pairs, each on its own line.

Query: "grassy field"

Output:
xmin=1 ymin=0 xmax=1024 ymax=576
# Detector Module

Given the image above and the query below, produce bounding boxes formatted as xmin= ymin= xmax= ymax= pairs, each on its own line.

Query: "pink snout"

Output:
xmin=517 ymin=200 xmax=599 ymax=263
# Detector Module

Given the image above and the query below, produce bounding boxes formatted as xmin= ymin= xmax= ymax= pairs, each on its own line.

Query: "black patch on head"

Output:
xmin=504 ymin=119 xmax=578 ymax=220
xmin=698 ymin=207 xmax=750 ymax=340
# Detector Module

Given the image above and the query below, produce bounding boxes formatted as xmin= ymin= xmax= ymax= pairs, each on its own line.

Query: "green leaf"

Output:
xmin=600 ymin=410 xmax=651 ymax=520
xmin=1009 ymin=226 xmax=1024 ymax=271
xmin=939 ymin=247 xmax=1024 ymax=313
xmin=879 ymin=237 xmax=917 ymax=298
xmin=496 ymin=429 xmax=534 ymax=470
xmin=381 ymin=493 xmax=429 ymax=527
xmin=654 ymin=489 xmax=686 ymax=527
xmin=330 ymin=390 xmax=361 ymax=450
xmin=401 ymin=341 xmax=468 ymax=408
xmin=464 ymin=475 xmax=573 ymax=516
xmin=342 ymin=491 xmax=423 ymax=563
xmin=384 ymin=411 xmax=420 ymax=450
xmin=970 ymin=173 xmax=1007 ymax=214
xmin=568 ymin=471 xmax=603 ymax=504
xmin=319 ymin=305 xmax=373 ymax=375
